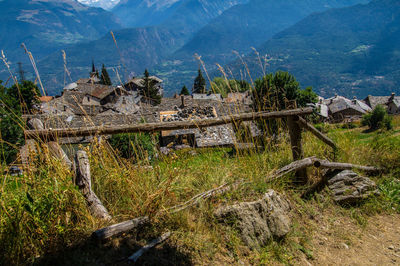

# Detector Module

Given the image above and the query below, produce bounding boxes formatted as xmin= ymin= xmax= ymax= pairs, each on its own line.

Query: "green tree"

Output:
xmin=253 ymin=71 xmax=318 ymax=135
xmin=253 ymin=71 xmax=312 ymax=112
xmin=100 ymin=64 xmax=112 ymax=85
xmin=362 ymin=105 xmax=392 ymax=130
xmin=0 ymin=80 xmax=40 ymax=164
xmin=140 ymin=69 xmax=161 ymax=105
xmin=7 ymin=80 xmax=40 ymax=112
xmin=180 ymin=85 xmax=190 ymax=95
xmin=297 ymin=86 xmax=318 ymax=107
xmin=193 ymin=69 xmax=206 ymax=94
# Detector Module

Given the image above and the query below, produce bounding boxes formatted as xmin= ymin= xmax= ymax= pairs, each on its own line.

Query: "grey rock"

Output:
xmin=159 ymin=147 xmax=171 ymax=155
xmin=214 ymin=189 xmax=291 ymax=250
xmin=328 ymin=170 xmax=379 ymax=204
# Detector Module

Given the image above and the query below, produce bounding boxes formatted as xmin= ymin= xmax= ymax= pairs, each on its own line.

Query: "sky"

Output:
xmin=77 ymin=0 xmax=120 ymax=10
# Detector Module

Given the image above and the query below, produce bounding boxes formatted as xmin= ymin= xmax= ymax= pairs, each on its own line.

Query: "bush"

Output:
xmin=108 ymin=133 xmax=158 ymax=162
xmin=361 ymin=105 xmax=393 ymax=130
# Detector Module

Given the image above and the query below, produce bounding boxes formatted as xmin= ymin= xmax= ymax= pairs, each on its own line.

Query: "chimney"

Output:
xmin=389 ymin=92 xmax=395 ymax=102
xmin=181 ymin=95 xmax=185 ymax=108
xmin=353 ymin=96 xmax=357 ymax=104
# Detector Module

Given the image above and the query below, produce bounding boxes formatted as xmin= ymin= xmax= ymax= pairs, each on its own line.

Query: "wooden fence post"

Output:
xmin=75 ymin=150 xmax=112 ymax=221
xmin=287 ymin=116 xmax=308 ymax=184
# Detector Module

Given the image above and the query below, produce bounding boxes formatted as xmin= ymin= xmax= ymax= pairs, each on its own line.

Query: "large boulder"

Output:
xmin=328 ymin=170 xmax=379 ymax=204
xmin=214 ymin=190 xmax=291 ymax=250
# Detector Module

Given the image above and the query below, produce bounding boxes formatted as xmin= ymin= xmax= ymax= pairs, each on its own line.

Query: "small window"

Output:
xmin=87 ymin=96 xmax=90 ymax=102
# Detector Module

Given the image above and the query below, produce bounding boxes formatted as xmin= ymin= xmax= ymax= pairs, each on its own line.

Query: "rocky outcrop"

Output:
xmin=328 ymin=170 xmax=379 ymax=204
xmin=214 ymin=190 xmax=291 ymax=250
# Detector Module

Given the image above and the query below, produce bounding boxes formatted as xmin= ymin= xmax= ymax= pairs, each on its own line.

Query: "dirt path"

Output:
xmin=309 ymin=214 xmax=400 ymax=265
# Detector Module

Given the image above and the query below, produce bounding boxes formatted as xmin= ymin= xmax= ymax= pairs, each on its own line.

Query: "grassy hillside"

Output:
xmin=228 ymin=0 xmax=400 ymax=98
xmin=1 ymin=115 xmax=400 ymax=264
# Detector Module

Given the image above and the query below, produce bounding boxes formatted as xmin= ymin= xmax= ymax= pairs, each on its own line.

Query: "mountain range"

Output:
xmin=0 ymin=0 xmax=121 ymax=65
xmin=36 ymin=0 xmax=248 ymax=94
xmin=1 ymin=0 xmax=399 ymax=98
xmin=152 ymin=0 xmax=369 ymax=95
xmin=227 ymin=0 xmax=400 ymax=98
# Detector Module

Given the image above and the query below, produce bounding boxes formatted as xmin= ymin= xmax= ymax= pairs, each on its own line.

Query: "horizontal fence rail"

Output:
xmin=25 ymin=108 xmax=313 ymax=140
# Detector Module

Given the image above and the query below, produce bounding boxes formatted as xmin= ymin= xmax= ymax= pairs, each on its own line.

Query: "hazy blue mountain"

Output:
xmin=37 ymin=0 xmax=248 ymax=95
xmin=0 ymin=0 xmax=121 ymax=63
xmin=112 ymin=0 xmax=248 ymax=28
xmin=152 ymin=0 xmax=368 ymax=95
xmin=227 ymin=0 xmax=400 ymax=98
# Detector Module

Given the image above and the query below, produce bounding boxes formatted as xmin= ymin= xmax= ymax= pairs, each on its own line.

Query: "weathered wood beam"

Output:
xmin=24 ymin=108 xmax=313 ymax=140
xmin=295 ymin=116 xmax=337 ymax=150
xmin=269 ymin=157 xmax=381 ymax=182
xmin=313 ymin=160 xmax=381 ymax=173
xmin=287 ymin=116 xmax=308 ymax=184
xmin=92 ymin=216 xmax=150 ymax=240
xmin=269 ymin=157 xmax=317 ymax=180
xmin=75 ymin=150 xmax=112 ymax=221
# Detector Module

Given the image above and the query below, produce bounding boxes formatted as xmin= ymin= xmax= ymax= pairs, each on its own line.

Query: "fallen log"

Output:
xmin=295 ymin=116 xmax=337 ymax=150
xmin=313 ymin=160 xmax=381 ymax=173
xmin=269 ymin=157 xmax=317 ymax=180
xmin=269 ymin=157 xmax=381 ymax=181
xmin=75 ymin=150 xmax=111 ymax=221
xmin=92 ymin=216 xmax=150 ymax=241
xmin=128 ymin=232 xmax=171 ymax=262
xmin=25 ymin=108 xmax=313 ymax=140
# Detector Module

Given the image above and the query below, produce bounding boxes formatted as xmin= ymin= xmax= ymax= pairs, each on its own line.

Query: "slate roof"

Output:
xmin=391 ymin=98 xmax=400 ymax=108
xmin=363 ymin=95 xmax=391 ymax=109
xmin=325 ymin=96 xmax=370 ymax=115
xmin=193 ymin=93 xmax=222 ymax=101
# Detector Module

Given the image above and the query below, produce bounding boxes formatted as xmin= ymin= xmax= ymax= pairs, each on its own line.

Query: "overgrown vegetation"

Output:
xmin=361 ymin=105 xmax=393 ymax=130
xmin=0 ymin=80 xmax=40 ymax=164
xmin=108 ymin=132 xmax=158 ymax=162
xmin=1 ymin=115 xmax=399 ymax=264
xmin=210 ymin=77 xmax=251 ymax=97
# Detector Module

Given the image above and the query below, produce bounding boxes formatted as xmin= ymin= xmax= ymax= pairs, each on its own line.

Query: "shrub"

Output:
xmin=108 ymin=133 xmax=158 ymax=162
xmin=361 ymin=105 xmax=393 ymax=130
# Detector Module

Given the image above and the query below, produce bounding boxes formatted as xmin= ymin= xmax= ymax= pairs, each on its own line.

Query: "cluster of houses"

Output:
xmin=34 ymin=73 xmax=255 ymax=149
xmin=32 ymin=72 xmax=399 ymax=150
xmin=315 ymin=93 xmax=400 ymax=122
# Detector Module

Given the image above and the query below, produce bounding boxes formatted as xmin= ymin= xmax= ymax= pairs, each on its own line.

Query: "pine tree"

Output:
xmin=100 ymin=64 xmax=111 ymax=85
xmin=180 ymin=85 xmax=190 ymax=95
xmin=140 ymin=69 xmax=161 ymax=105
xmin=193 ymin=69 xmax=206 ymax=94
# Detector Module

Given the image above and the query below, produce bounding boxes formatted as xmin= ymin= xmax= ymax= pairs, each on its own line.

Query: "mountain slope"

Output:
xmin=229 ymin=0 xmax=400 ymax=98
xmin=112 ymin=0 xmax=249 ymax=28
xmin=152 ymin=0 xmax=368 ymax=95
xmin=38 ymin=0 xmax=248 ymax=95
xmin=0 ymin=0 xmax=121 ymax=63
